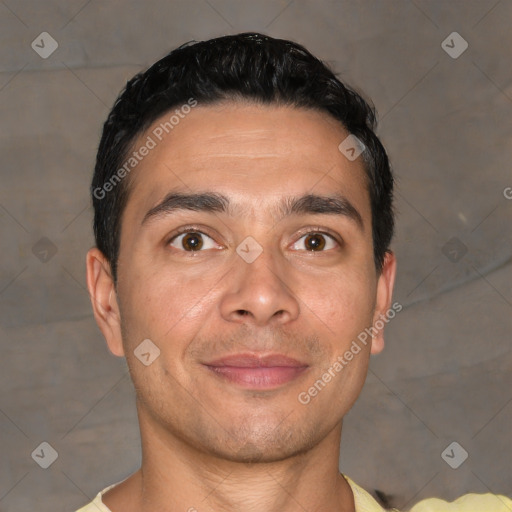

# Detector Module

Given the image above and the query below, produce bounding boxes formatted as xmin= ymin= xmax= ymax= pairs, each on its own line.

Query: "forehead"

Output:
xmin=122 ymin=102 xmax=370 ymax=222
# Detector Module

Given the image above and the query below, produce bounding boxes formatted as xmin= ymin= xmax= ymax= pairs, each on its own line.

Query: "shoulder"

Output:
xmin=343 ymin=474 xmax=399 ymax=511
xmin=73 ymin=485 xmax=115 ymax=512
xmin=342 ymin=474 xmax=512 ymax=512
xmin=410 ymin=492 xmax=512 ymax=511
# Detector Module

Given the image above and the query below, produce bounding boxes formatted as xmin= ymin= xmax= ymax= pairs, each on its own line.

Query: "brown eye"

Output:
xmin=169 ymin=231 xmax=219 ymax=252
xmin=291 ymin=232 xmax=338 ymax=252
xmin=304 ymin=233 xmax=326 ymax=251
xmin=181 ymin=232 xmax=203 ymax=251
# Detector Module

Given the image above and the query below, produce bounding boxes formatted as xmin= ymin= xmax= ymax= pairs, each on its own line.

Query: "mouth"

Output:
xmin=203 ymin=353 xmax=309 ymax=390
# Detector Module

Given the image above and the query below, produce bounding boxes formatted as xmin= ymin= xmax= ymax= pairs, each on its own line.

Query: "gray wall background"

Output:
xmin=1 ymin=1 xmax=511 ymax=510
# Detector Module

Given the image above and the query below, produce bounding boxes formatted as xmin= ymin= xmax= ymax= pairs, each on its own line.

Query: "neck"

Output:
xmin=105 ymin=411 xmax=355 ymax=512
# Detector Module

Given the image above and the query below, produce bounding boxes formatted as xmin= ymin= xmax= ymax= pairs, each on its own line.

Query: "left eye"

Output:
xmin=291 ymin=232 xmax=338 ymax=252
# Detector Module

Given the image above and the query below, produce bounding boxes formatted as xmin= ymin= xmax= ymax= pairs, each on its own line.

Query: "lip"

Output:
xmin=203 ymin=353 xmax=309 ymax=390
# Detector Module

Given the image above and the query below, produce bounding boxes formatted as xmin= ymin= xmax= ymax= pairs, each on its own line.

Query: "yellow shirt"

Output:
xmin=75 ymin=474 xmax=512 ymax=511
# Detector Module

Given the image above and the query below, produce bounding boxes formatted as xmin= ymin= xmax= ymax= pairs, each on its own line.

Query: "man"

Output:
xmin=80 ymin=33 xmax=511 ymax=511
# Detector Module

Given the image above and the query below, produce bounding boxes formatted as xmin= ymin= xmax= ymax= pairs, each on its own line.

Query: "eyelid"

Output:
xmin=286 ymin=229 xmax=343 ymax=254
xmin=292 ymin=227 xmax=343 ymax=246
xmin=167 ymin=224 xmax=215 ymax=237
xmin=166 ymin=225 xmax=223 ymax=248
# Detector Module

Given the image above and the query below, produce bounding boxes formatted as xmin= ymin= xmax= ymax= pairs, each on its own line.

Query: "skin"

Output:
xmin=86 ymin=102 xmax=396 ymax=512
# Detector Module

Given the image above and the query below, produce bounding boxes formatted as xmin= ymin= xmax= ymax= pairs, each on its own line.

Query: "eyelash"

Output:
xmin=166 ymin=226 xmax=342 ymax=252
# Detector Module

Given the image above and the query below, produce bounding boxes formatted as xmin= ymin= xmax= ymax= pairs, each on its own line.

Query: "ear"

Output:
xmin=86 ymin=247 xmax=125 ymax=357
xmin=370 ymin=251 xmax=397 ymax=355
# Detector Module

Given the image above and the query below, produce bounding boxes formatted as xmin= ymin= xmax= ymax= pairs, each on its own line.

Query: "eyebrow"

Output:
xmin=142 ymin=191 xmax=364 ymax=231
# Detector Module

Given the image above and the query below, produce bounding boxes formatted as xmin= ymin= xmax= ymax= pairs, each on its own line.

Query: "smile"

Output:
xmin=203 ymin=353 xmax=309 ymax=390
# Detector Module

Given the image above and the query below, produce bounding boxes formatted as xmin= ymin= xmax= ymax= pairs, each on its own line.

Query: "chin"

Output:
xmin=213 ymin=442 xmax=307 ymax=464
xmin=198 ymin=419 xmax=320 ymax=464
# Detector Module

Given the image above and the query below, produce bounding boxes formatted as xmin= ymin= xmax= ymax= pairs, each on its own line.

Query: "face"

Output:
xmin=87 ymin=102 xmax=396 ymax=463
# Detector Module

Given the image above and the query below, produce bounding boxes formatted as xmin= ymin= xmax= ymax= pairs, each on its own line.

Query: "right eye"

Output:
xmin=168 ymin=231 xmax=220 ymax=252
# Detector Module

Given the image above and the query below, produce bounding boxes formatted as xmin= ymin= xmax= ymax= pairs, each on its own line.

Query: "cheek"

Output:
xmin=118 ymin=265 xmax=218 ymax=352
xmin=118 ymin=273 xmax=209 ymax=397
xmin=298 ymin=265 xmax=376 ymax=338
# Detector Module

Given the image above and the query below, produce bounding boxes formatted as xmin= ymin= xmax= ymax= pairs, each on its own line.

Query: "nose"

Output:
xmin=219 ymin=248 xmax=300 ymax=327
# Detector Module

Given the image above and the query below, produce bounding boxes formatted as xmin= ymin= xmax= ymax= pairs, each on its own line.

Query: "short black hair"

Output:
xmin=92 ymin=32 xmax=394 ymax=283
